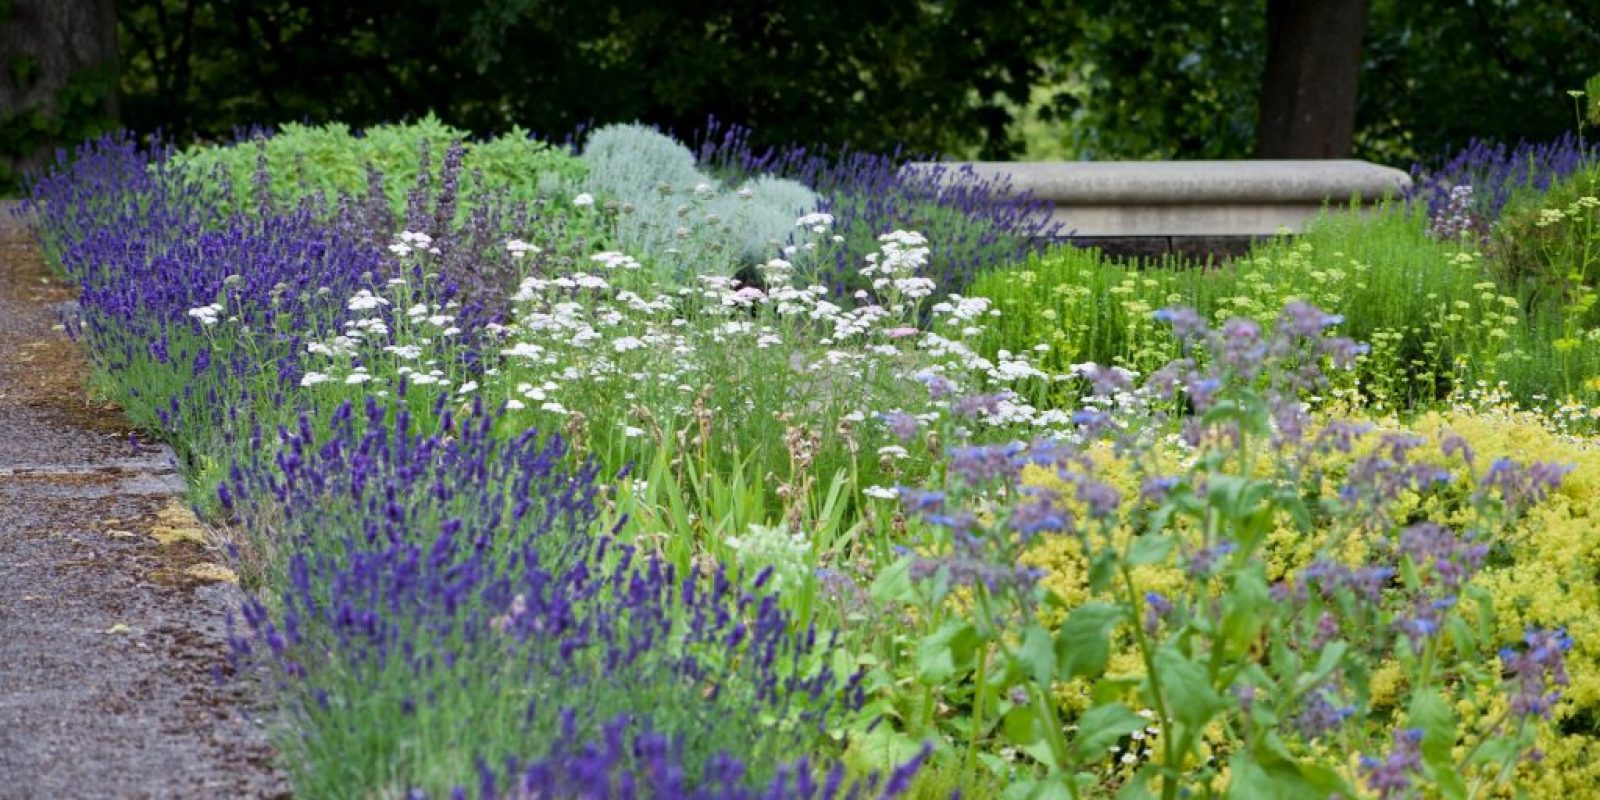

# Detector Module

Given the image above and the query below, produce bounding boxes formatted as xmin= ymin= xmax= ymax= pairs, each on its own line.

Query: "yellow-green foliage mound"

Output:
xmin=1021 ymin=406 xmax=1600 ymax=794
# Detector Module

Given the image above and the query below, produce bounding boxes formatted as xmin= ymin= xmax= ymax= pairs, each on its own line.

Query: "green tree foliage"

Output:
xmin=1357 ymin=0 xmax=1600 ymax=162
xmin=1039 ymin=0 xmax=1600 ymax=163
xmin=48 ymin=0 xmax=1600 ymax=174
xmin=1045 ymin=0 xmax=1265 ymax=159
xmin=116 ymin=0 xmax=1062 ymax=158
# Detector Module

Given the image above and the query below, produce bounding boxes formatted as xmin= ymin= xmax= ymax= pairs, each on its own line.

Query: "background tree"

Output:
xmin=1256 ymin=0 xmax=1367 ymax=158
xmin=1047 ymin=0 xmax=1600 ymax=163
xmin=115 ymin=0 xmax=1064 ymax=158
xmin=0 ymin=0 xmax=119 ymax=187
xmin=7 ymin=0 xmax=1600 ymax=193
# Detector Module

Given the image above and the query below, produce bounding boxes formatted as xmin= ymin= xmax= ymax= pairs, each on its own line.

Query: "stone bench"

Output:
xmin=916 ymin=160 xmax=1414 ymax=261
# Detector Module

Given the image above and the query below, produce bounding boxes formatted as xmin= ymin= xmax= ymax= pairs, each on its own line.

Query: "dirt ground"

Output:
xmin=0 ymin=201 xmax=286 ymax=798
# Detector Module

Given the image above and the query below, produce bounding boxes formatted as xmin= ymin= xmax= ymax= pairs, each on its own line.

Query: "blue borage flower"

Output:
xmin=1503 ymin=628 xmax=1574 ymax=721
xmin=1360 ymin=728 xmax=1424 ymax=800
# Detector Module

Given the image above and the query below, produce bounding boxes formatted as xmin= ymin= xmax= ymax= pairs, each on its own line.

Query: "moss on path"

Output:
xmin=0 ymin=201 xmax=285 ymax=798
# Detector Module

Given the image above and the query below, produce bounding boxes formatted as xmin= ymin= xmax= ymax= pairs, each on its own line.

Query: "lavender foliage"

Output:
xmin=1409 ymin=133 xmax=1595 ymax=232
xmin=451 ymin=716 xmax=928 ymax=800
xmin=22 ymin=135 xmax=918 ymax=796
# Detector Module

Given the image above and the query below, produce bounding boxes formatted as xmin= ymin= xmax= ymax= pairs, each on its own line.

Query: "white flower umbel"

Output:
xmin=346 ymin=290 xmax=389 ymax=312
xmin=478 ymin=227 xmax=1082 ymax=472
xmin=506 ymin=239 xmax=541 ymax=259
xmin=186 ymin=303 xmax=225 ymax=326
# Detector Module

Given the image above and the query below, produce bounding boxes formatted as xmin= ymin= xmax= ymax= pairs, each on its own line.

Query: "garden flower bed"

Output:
xmin=18 ymin=121 xmax=1600 ymax=798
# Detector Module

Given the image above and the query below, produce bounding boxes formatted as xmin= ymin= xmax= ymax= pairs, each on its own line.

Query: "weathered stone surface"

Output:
xmin=911 ymin=160 xmax=1412 ymax=238
xmin=1062 ymin=235 xmax=1262 ymax=264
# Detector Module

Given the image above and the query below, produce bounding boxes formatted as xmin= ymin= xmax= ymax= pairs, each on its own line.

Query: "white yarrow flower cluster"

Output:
xmin=387 ymin=230 xmax=439 ymax=257
xmin=186 ymin=303 xmax=225 ymax=326
xmin=297 ymin=282 xmax=466 ymax=396
xmin=473 ymin=230 xmax=1081 ymax=441
xmin=506 ymin=239 xmax=541 ymax=259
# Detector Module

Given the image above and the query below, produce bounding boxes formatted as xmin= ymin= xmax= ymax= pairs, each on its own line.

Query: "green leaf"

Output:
xmin=1113 ymin=767 xmax=1157 ymax=800
xmin=977 ymin=752 xmax=1011 ymax=778
xmin=1070 ymin=703 xmax=1149 ymax=763
xmin=1004 ymin=703 xmax=1044 ymax=747
xmin=1126 ymin=534 xmax=1175 ymax=566
xmin=1298 ymin=641 xmax=1348 ymax=692
xmin=1447 ymin=616 xmax=1477 ymax=654
xmin=1408 ymin=688 xmax=1458 ymax=768
xmin=1055 ymin=602 xmax=1124 ymax=679
xmin=1088 ymin=549 xmax=1118 ymax=592
xmin=916 ymin=619 xmax=979 ymax=684
xmin=1143 ymin=503 xmax=1179 ymax=538
xmin=1002 ymin=774 xmax=1075 ymax=800
xmin=1228 ymin=752 xmax=1327 ymax=800
xmin=870 ymin=555 xmax=914 ymax=604
xmin=1090 ymin=675 xmax=1142 ymax=705
xmin=1466 ymin=736 xmax=1522 ymax=765
xmin=1275 ymin=488 xmax=1314 ymax=533
xmin=853 ymin=725 xmax=932 ymax=772
xmin=1220 ymin=566 xmax=1270 ymax=651
xmin=1434 ymin=768 xmax=1468 ymax=800
xmin=1017 ymin=623 xmax=1057 ymax=686
xmin=1205 ymin=474 xmax=1250 ymax=517
xmin=1153 ymin=645 xmax=1222 ymax=732
xmin=1254 ymin=731 xmax=1351 ymax=797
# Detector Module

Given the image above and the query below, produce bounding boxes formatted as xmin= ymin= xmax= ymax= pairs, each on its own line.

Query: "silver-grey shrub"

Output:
xmin=580 ymin=123 xmax=817 ymax=280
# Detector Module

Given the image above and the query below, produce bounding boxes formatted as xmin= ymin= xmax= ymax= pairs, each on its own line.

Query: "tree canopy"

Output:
xmin=4 ymin=0 xmax=1600 ymax=189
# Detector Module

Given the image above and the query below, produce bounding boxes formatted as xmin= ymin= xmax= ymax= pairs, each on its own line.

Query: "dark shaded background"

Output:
xmin=4 ymin=0 xmax=1600 ymax=190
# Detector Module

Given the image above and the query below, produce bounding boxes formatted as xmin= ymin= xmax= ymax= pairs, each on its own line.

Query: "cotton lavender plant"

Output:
xmin=869 ymin=300 xmax=1573 ymax=797
xmin=580 ymin=124 xmax=822 ymax=283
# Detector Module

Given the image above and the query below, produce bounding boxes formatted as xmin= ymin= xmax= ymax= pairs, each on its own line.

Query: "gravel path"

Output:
xmin=0 ymin=202 xmax=286 ymax=799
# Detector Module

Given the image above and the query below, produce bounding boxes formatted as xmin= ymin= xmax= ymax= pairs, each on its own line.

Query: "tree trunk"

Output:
xmin=0 ymin=0 xmax=119 ymax=184
xmin=1256 ymin=0 xmax=1367 ymax=158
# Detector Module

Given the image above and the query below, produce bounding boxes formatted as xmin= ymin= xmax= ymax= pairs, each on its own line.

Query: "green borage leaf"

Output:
xmin=1056 ymin=602 xmax=1124 ymax=679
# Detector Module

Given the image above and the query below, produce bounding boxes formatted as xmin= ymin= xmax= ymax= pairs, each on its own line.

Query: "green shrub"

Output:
xmin=1492 ymin=166 xmax=1600 ymax=319
xmin=973 ymin=202 xmax=1535 ymax=412
xmin=162 ymin=115 xmax=587 ymax=218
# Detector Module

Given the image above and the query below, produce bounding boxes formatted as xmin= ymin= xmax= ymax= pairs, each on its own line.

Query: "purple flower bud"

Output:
xmin=1360 ymin=728 xmax=1424 ymax=799
xmin=1153 ymin=306 xmax=1208 ymax=339
xmin=1143 ymin=591 xmax=1174 ymax=634
xmin=879 ymin=411 xmax=920 ymax=444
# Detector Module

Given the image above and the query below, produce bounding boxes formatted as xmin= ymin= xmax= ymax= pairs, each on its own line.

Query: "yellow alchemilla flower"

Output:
xmin=1368 ymin=660 xmax=1406 ymax=709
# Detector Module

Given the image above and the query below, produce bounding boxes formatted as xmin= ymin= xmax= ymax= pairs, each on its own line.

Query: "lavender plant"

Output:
xmin=1410 ymin=133 xmax=1594 ymax=237
xmin=868 ymin=301 xmax=1574 ymax=797
xmin=462 ymin=714 xmax=928 ymax=799
xmin=224 ymin=397 xmax=889 ymax=796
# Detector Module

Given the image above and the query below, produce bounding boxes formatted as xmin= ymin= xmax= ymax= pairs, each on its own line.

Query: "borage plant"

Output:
xmin=872 ymin=301 xmax=1573 ymax=798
